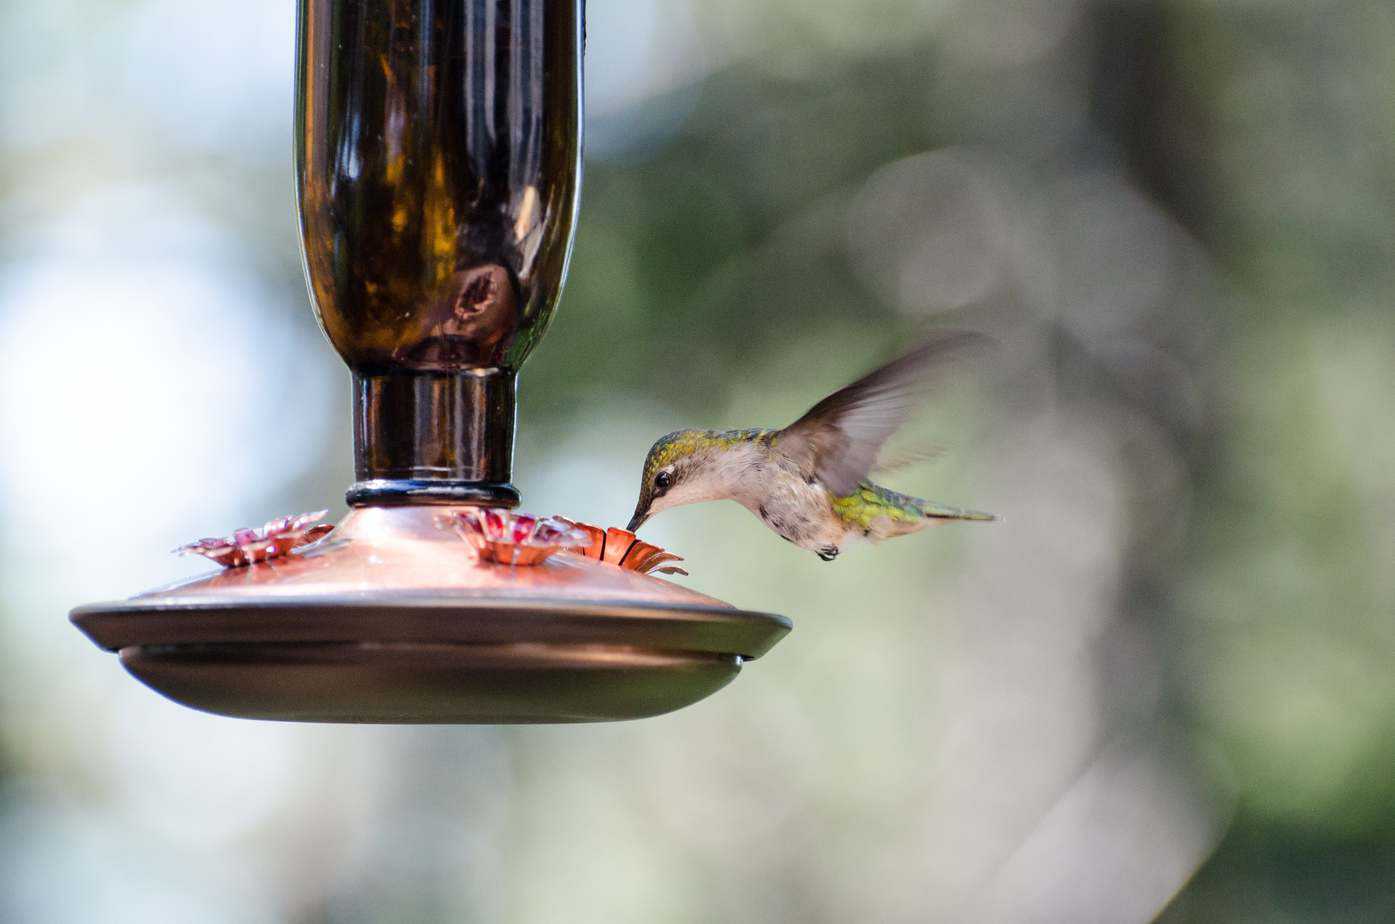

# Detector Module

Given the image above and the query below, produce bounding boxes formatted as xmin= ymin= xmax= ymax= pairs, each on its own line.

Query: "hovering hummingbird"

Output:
xmin=626 ymin=332 xmax=996 ymax=561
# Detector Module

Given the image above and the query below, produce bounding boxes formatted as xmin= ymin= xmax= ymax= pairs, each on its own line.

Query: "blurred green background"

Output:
xmin=2 ymin=0 xmax=1392 ymax=921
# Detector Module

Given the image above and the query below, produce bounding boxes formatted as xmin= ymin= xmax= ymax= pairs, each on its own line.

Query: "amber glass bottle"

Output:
xmin=296 ymin=0 xmax=582 ymax=505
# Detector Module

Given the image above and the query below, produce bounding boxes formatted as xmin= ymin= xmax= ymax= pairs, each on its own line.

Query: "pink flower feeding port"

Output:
xmin=442 ymin=509 xmax=589 ymax=567
xmin=174 ymin=511 xmax=334 ymax=569
xmin=68 ymin=0 xmax=790 ymax=725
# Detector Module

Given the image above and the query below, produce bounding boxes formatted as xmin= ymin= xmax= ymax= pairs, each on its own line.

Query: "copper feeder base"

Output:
xmin=71 ymin=507 xmax=790 ymax=723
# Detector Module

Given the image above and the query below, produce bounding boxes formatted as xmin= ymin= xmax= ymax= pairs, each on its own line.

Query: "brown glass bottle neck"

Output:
xmin=347 ymin=369 xmax=519 ymax=508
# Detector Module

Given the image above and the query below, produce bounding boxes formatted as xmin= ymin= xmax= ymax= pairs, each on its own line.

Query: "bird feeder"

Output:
xmin=70 ymin=0 xmax=790 ymax=723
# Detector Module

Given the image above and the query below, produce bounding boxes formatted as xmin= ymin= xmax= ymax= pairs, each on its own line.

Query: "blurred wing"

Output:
xmin=872 ymin=445 xmax=946 ymax=474
xmin=775 ymin=331 xmax=991 ymax=496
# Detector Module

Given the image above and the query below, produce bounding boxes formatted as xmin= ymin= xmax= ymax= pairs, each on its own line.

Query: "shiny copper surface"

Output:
xmin=117 ymin=644 xmax=742 ymax=724
xmin=72 ymin=506 xmax=791 ymax=723
xmin=133 ymin=506 xmax=729 ymax=607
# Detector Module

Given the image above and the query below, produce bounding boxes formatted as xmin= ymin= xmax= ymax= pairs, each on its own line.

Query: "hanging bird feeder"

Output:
xmin=70 ymin=0 xmax=790 ymax=724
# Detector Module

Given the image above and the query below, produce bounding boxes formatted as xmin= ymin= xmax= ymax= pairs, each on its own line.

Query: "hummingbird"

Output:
xmin=625 ymin=332 xmax=996 ymax=561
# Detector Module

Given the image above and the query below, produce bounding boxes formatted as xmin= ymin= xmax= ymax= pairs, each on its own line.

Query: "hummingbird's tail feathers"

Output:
xmin=918 ymin=500 xmax=996 ymax=522
xmin=832 ymin=483 xmax=995 ymax=536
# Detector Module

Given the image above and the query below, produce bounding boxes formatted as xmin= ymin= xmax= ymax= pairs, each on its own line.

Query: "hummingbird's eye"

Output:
xmin=654 ymin=471 xmax=673 ymax=492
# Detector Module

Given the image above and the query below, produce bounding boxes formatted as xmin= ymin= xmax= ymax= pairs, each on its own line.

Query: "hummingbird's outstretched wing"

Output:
xmin=774 ymin=331 xmax=991 ymax=497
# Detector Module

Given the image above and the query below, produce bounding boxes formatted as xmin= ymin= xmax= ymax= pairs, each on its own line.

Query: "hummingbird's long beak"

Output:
xmin=626 ymin=502 xmax=649 ymax=533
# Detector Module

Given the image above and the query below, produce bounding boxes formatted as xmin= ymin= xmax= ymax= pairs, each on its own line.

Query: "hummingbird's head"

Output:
xmin=626 ymin=429 xmax=730 ymax=532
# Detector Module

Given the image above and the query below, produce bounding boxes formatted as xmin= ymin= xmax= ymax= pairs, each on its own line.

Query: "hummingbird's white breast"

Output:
xmin=715 ymin=442 xmax=848 ymax=551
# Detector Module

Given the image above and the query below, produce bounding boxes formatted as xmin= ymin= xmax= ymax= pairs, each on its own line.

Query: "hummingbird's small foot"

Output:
xmin=816 ymin=546 xmax=840 ymax=562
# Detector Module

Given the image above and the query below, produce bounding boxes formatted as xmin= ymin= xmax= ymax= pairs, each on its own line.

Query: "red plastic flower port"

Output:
xmin=560 ymin=520 xmax=688 ymax=576
xmin=174 ymin=510 xmax=334 ymax=568
xmin=443 ymin=509 xmax=589 ymax=566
